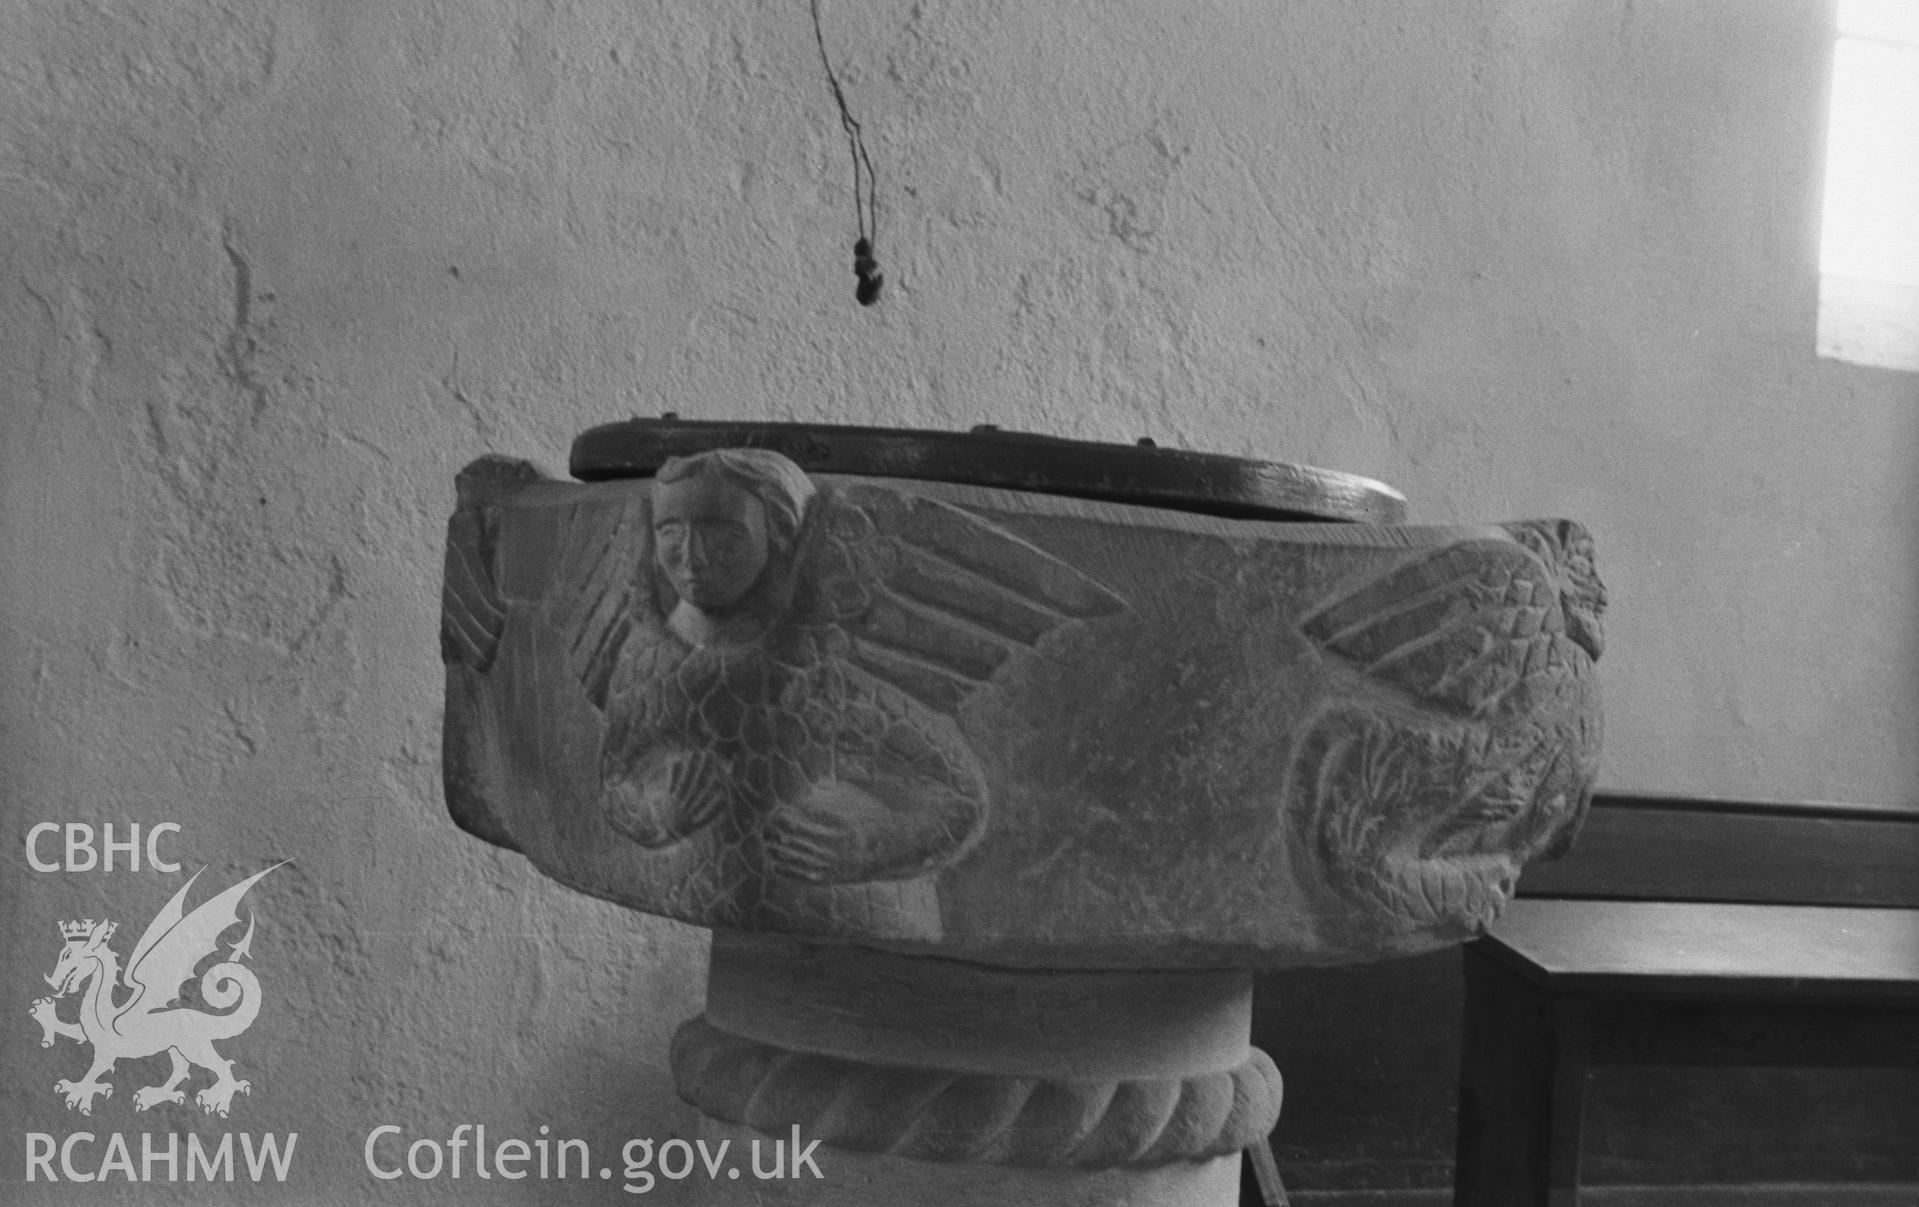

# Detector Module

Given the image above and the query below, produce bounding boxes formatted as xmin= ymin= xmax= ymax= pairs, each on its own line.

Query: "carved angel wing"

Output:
xmin=1301 ymin=526 xmax=1603 ymax=719
xmin=441 ymin=456 xmax=543 ymax=674
xmin=540 ymin=471 xmax=1124 ymax=878
xmin=551 ymin=490 xmax=661 ymax=711
xmin=1501 ymin=519 xmax=1606 ymax=661
xmin=801 ymin=486 xmax=1127 ymax=715
xmin=1294 ymin=526 xmax=1606 ymax=931
xmin=121 ymin=863 xmax=282 ymax=1015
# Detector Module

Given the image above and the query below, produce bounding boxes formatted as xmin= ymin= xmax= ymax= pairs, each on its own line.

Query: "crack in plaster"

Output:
xmin=1068 ymin=112 xmax=1195 ymax=255
xmin=156 ymin=534 xmax=352 ymax=658
xmin=1002 ymin=254 xmax=1198 ymax=442
xmin=220 ymin=218 xmax=269 ymax=420
xmin=22 ymin=277 xmax=108 ymax=423
xmin=135 ymin=218 xmax=369 ymax=659
xmin=439 ymin=346 xmax=502 ymax=442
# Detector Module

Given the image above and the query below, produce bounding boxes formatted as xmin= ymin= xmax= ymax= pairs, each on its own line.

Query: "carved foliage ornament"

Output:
xmin=1295 ymin=519 xmax=1606 ymax=937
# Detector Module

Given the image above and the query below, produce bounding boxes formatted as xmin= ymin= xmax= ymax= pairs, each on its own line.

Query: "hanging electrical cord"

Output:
xmin=809 ymin=0 xmax=883 ymax=305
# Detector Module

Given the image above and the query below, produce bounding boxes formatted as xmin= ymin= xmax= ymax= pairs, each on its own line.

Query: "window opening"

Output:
xmin=1816 ymin=0 xmax=1919 ymax=371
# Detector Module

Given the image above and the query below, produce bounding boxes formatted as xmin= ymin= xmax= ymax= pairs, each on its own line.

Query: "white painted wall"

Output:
xmin=3 ymin=0 xmax=1913 ymax=1198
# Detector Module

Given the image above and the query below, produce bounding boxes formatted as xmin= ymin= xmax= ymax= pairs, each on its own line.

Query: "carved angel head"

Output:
xmin=653 ymin=449 xmax=817 ymax=642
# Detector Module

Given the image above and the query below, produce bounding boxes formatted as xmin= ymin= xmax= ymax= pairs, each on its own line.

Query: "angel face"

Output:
xmin=653 ymin=472 xmax=772 ymax=614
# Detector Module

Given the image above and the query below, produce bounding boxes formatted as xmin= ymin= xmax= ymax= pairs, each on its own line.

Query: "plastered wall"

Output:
xmin=3 ymin=0 xmax=1915 ymax=1200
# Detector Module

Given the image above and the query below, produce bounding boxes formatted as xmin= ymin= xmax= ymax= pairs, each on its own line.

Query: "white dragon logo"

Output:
xmin=27 ymin=864 xmax=282 ymax=1117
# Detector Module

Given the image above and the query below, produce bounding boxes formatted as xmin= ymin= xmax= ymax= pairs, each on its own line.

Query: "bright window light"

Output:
xmin=1816 ymin=0 xmax=1919 ymax=371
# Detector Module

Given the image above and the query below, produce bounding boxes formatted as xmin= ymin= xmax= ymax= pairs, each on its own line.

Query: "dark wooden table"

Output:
xmin=1453 ymin=899 xmax=1919 ymax=1206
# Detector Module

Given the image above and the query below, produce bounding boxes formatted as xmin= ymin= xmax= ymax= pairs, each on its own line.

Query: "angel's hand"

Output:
xmin=762 ymin=779 xmax=908 ymax=884
xmin=603 ymin=750 xmax=732 ymax=847
xmin=762 ymin=795 xmax=859 ymax=883
xmin=668 ymin=750 xmax=732 ymax=833
xmin=765 ymin=772 xmax=988 ymax=885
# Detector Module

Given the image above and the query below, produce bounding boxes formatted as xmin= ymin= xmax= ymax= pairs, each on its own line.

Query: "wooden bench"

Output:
xmin=1452 ymin=898 xmax=1919 ymax=1206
